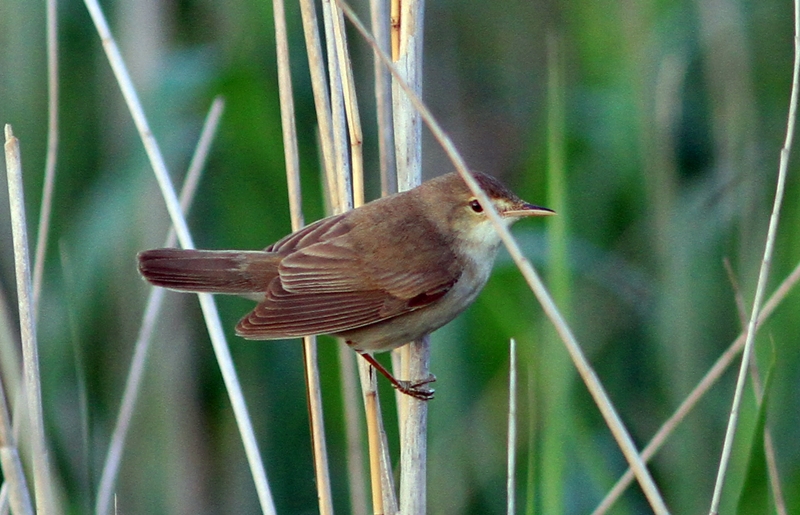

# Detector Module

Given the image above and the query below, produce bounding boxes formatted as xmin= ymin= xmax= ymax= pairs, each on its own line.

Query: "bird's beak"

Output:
xmin=503 ymin=202 xmax=556 ymax=218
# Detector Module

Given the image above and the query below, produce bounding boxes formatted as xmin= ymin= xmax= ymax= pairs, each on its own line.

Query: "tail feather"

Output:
xmin=138 ymin=248 xmax=279 ymax=294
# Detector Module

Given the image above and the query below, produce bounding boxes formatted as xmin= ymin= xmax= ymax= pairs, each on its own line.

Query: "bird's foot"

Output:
xmin=357 ymin=351 xmax=437 ymax=401
xmin=395 ymin=374 xmax=437 ymax=401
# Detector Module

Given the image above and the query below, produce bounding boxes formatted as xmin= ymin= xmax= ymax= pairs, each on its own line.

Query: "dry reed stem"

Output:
xmin=305 ymin=0 xmax=397 ymax=512
xmin=506 ymin=339 xmax=517 ymax=515
xmin=0 ymin=276 xmax=23 ymax=455
xmin=388 ymin=2 xmax=428 ymax=513
xmin=370 ymin=0 xmax=397 ymax=196
xmin=273 ymin=0 xmax=303 ymax=225
xmin=80 ymin=2 xmax=275 ymax=511
xmin=94 ymin=98 xmax=224 ymax=515
xmin=358 ymin=361 xmax=398 ymax=514
xmin=5 ymin=125 xmax=54 ymax=515
xmin=328 ymin=6 xmax=371 ymax=506
xmin=298 ymin=0 xmax=338 ymax=204
xmin=300 ymin=341 xmax=334 ymax=515
xmin=336 ymin=3 xmax=668 ymax=512
xmin=314 ymin=0 xmax=399 ymax=511
xmin=321 ymin=0 xmax=353 ymax=212
xmin=708 ymin=0 xmax=799 ymax=509
xmin=337 ymin=344 xmax=369 ymax=515
xmin=0 ymin=484 xmax=7 ymax=514
xmin=0 ymin=361 xmax=33 ymax=515
xmin=361 ymin=368 xmax=384 ymax=515
xmin=398 ymin=339 xmax=428 ymax=515
xmin=272 ymin=0 xmax=335 ymax=511
xmin=390 ymin=0 xmax=400 ymax=60
xmin=592 ymin=259 xmax=800 ymax=515
xmin=330 ymin=2 xmax=365 ymax=207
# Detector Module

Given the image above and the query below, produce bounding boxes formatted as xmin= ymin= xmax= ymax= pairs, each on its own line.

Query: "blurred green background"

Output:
xmin=1 ymin=0 xmax=799 ymax=513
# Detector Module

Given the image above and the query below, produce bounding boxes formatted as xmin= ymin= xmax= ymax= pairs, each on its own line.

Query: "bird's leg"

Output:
xmin=357 ymin=351 xmax=436 ymax=401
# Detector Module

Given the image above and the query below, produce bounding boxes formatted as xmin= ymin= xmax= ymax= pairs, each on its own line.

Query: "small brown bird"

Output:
xmin=138 ymin=171 xmax=553 ymax=399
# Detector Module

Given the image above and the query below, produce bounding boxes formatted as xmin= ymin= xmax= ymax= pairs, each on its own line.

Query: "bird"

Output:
xmin=138 ymin=171 xmax=554 ymax=399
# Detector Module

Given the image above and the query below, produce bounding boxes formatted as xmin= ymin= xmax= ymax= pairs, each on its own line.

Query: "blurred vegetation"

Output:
xmin=1 ymin=0 xmax=799 ymax=514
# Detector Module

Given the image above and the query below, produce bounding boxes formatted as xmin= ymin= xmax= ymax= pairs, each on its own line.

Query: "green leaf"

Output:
xmin=735 ymin=356 xmax=775 ymax=515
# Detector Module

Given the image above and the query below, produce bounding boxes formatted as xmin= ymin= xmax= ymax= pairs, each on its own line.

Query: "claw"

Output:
xmin=396 ymin=380 xmax=435 ymax=400
xmin=358 ymin=352 xmax=438 ymax=400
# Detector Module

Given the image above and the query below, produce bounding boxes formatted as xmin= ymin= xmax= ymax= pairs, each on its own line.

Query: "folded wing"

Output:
xmin=236 ymin=215 xmax=462 ymax=339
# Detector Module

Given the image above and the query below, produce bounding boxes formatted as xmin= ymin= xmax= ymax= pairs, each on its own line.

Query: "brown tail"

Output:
xmin=137 ymin=248 xmax=280 ymax=294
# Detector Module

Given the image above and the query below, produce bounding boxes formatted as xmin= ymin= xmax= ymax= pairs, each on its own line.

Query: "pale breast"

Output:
xmin=339 ymin=245 xmax=499 ymax=352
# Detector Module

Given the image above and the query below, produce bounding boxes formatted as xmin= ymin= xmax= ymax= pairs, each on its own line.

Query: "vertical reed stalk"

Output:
xmin=5 ymin=125 xmax=54 ymax=515
xmin=507 ymin=339 xmax=518 ymax=515
xmin=709 ymin=0 xmax=799 ymax=510
xmin=0 ymin=329 xmax=32 ymax=515
xmin=383 ymin=2 xmax=429 ymax=513
xmin=273 ymin=0 xmax=334 ymax=511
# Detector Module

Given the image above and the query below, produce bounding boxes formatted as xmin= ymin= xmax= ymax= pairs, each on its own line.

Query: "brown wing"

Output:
xmin=236 ymin=210 xmax=462 ymax=339
xmin=265 ymin=214 xmax=349 ymax=253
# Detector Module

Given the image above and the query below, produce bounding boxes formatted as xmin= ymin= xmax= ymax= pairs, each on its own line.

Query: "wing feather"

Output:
xmin=235 ymin=274 xmax=457 ymax=339
xmin=238 ymin=204 xmax=464 ymax=339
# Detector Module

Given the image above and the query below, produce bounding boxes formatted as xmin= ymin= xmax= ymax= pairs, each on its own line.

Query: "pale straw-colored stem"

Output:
xmin=0 ymin=355 xmax=33 ymax=515
xmin=330 ymin=2 xmax=364 ymax=207
xmin=390 ymin=0 xmax=400 ymax=60
xmin=361 ymin=2 xmax=398 ymax=511
xmin=273 ymin=0 xmax=303 ymax=226
xmin=370 ymin=0 xmax=397 ymax=196
xmin=336 ymin=4 xmax=669 ymax=512
xmin=358 ymin=360 xmax=398 ymax=514
xmin=300 ymin=341 xmax=333 ymax=515
xmin=708 ymin=0 xmax=799 ymax=510
xmin=315 ymin=0 xmax=399 ymax=511
xmin=94 ymin=98 xmax=224 ymax=515
xmin=329 ymin=5 xmax=370 ymax=505
xmin=506 ymin=339 xmax=517 ymax=515
xmin=338 ymin=344 xmax=369 ymax=515
xmin=272 ymin=0 xmax=335 ymax=512
xmin=321 ymin=0 xmax=352 ymax=211
xmin=298 ymin=0 xmax=339 ymax=209
xmin=80 ymin=2 xmax=275 ymax=511
xmin=5 ymin=125 xmax=54 ymax=515
xmin=386 ymin=2 xmax=429 ymax=514
xmin=398 ymin=336 xmax=428 ymax=515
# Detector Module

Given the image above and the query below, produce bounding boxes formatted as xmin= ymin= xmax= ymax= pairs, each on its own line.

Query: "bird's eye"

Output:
xmin=469 ymin=199 xmax=483 ymax=213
